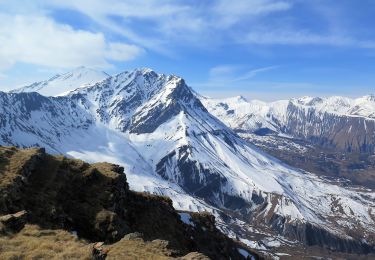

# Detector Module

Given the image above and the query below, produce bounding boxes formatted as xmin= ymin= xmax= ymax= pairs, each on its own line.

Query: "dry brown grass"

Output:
xmin=0 ymin=224 xmax=91 ymax=260
xmin=132 ymin=191 xmax=174 ymax=207
xmin=0 ymin=225 xmax=187 ymax=260
xmin=107 ymin=238 xmax=173 ymax=260
xmin=1 ymin=223 xmax=204 ymax=260
xmin=91 ymin=163 xmax=122 ymax=179
xmin=0 ymin=147 xmax=38 ymax=188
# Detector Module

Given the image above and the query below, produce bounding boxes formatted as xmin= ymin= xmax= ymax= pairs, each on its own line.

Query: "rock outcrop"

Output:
xmin=0 ymin=210 xmax=27 ymax=234
xmin=285 ymin=102 xmax=375 ymax=153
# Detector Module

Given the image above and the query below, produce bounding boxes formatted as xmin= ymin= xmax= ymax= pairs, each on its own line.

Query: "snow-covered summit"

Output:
xmin=289 ymin=95 xmax=375 ymax=117
xmin=11 ymin=66 xmax=109 ymax=97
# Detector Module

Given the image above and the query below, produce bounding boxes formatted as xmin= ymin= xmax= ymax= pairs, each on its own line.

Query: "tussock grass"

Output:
xmin=107 ymin=238 xmax=172 ymax=260
xmin=0 ymin=225 xmax=185 ymax=260
xmin=0 ymin=147 xmax=39 ymax=188
xmin=0 ymin=224 xmax=91 ymax=260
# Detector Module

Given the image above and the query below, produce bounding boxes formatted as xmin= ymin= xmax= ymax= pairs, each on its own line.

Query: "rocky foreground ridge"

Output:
xmin=0 ymin=146 xmax=258 ymax=259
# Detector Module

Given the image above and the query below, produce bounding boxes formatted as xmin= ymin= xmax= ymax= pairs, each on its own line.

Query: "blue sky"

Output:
xmin=0 ymin=0 xmax=374 ymax=100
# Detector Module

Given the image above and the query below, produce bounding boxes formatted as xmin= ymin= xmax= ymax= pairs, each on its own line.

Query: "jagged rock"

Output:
xmin=180 ymin=252 xmax=210 ymax=260
xmin=152 ymin=239 xmax=171 ymax=249
xmin=0 ymin=147 xmax=45 ymax=214
xmin=122 ymin=232 xmax=143 ymax=241
xmin=0 ymin=210 xmax=27 ymax=234
xmin=279 ymin=220 xmax=374 ymax=254
xmin=92 ymin=242 xmax=109 ymax=260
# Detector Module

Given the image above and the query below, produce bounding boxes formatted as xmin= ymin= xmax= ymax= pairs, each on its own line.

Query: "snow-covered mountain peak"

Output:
xmin=11 ymin=66 xmax=109 ymax=97
xmin=232 ymin=95 xmax=248 ymax=102
xmin=324 ymin=96 xmax=352 ymax=107
xmin=202 ymin=92 xmax=375 ymax=155
xmin=358 ymin=94 xmax=375 ymax=102
xmin=206 ymin=94 xmax=375 ymax=120
xmin=80 ymin=68 xmax=184 ymax=100
xmin=119 ymin=67 xmax=160 ymax=79
xmin=294 ymin=96 xmax=313 ymax=104
xmin=291 ymin=95 xmax=375 ymax=118
xmin=293 ymin=96 xmax=323 ymax=106
xmin=134 ymin=67 xmax=159 ymax=74
xmin=65 ymin=68 xmax=203 ymax=134
xmin=68 ymin=68 xmax=165 ymax=100
xmin=64 ymin=66 xmax=108 ymax=79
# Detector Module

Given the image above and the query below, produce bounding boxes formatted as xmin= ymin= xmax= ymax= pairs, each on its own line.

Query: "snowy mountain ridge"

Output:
xmin=201 ymin=94 xmax=375 ymax=130
xmin=201 ymin=94 xmax=375 ymax=153
xmin=2 ymin=68 xmax=375 ymax=255
xmin=11 ymin=66 xmax=109 ymax=97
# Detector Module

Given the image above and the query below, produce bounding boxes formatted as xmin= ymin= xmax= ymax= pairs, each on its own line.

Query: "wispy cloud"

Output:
xmin=37 ymin=0 xmax=195 ymax=54
xmin=2 ymin=0 xmax=374 ymax=69
xmin=213 ymin=0 xmax=292 ymax=27
xmin=197 ymin=65 xmax=278 ymax=88
xmin=235 ymin=66 xmax=278 ymax=81
xmin=0 ymin=13 xmax=144 ymax=71
xmin=35 ymin=0 xmax=296 ymax=50
xmin=209 ymin=65 xmax=240 ymax=79
xmin=240 ymin=29 xmax=375 ymax=48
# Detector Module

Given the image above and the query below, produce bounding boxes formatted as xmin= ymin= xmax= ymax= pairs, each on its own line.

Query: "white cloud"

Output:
xmin=105 ymin=42 xmax=144 ymax=61
xmin=0 ymin=14 xmax=143 ymax=70
xmin=200 ymin=65 xmax=278 ymax=88
xmin=236 ymin=66 xmax=278 ymax=81
xmin=239 ymin=29 xmax=375 ymax=48
xmin=209 ymin=65 xmax=276 ymax=81
xmin=1 ymin=0 xmax=374 ymax=75
xmin=46 ymin=0 xmax=189 ymax=19
xmin=38 ymin=0 xmax=191 ymax=54
xmin=213 ymin=0 xmax=292 ymax=27
xmin=0 ymin=73 xmax=6 ymax=80
xmin=29 ymin=0 xmax=295 ymax=49
xmin=209 ymin=65 xmax=239 ymax=79
xmin=242 ymin=30 xmax=352 ymax=45
xmin=6 ymin=0 xmax=372 ymax=53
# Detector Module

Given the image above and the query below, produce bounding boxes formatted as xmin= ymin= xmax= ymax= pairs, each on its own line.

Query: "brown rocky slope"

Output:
xmin=0 ymin=146 xmax=259 ymax=259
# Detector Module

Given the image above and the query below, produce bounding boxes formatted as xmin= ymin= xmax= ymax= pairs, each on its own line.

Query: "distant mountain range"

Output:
xmin=202 ymin=94 xmax=375 ymax=153
xmin=2 ymin=67 xmax=375 ymax=258
xmin=202 ymin=95 xmax=375 ymax=189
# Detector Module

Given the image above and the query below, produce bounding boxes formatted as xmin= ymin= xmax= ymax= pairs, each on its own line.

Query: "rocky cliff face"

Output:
xmin=284 ymin=101 xmax=375 ymax=153
xmin=0 ymin=146 xmax=257 ymax=259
